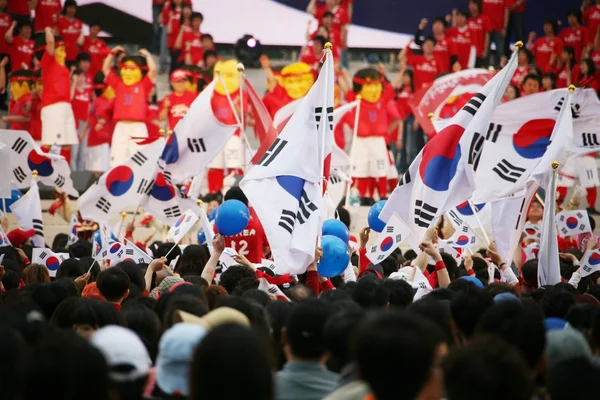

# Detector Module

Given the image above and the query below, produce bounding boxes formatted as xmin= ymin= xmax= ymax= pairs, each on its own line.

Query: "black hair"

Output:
xmin=384 ymin=278 xmax=413 ymax=308
xmin=324 ymin=308 xmax=365 ymax=372
xmin=322 ymin=11 xmax=334 ymax=19
xmin=432 ymin=16 xmax=448 ymax=28
xmin=179 ymin=3 xmax=193 ymax=25
xmin=590 ymin=308 xmax=600 ymax=352
xmin=353 ymin=67 xmax=381 ymax=93
xmin=519 ymin=47 xmax=533 ymax=64
xmin=565 ymin=303 xmax=597 ymax=335
xmin=191 ymin=11 xmax=203 ymax=22
xmin=120 ymin=55 xmax=149 ymax=77
xmin=93 ymin=70 xmax=107 ymax=97
xmin=203 ymin=50 xmax=217 ymax=64
xmin=521 ymin=259 xmax=538 ymax=288
xmin=541 ymin=285 xmax=576 ymax=318
xmin=544 ymin=19 xmax=559 ymax=36
xmin=356 ymin=311 xmax=444 ymax=400
xmin=456 ymin=9 xmax=469 ymax=18
xmin=265 ymin=301 xmax=295 ymax=370
xmin=351 ymin=276 xmax=389 ymax=309
xmin=171 ymin=283 xmax=208 ymax=305
xmin=31 ymin=282 xmax=70 ymax=320
xmin=450 ymin=284 xmax=493 ymax=339
xmin=218 ymin=265 xmax=256 ymax=294
xmin=469 ymin=0 xmax=482 ymax=13
xmin=191 ymin=324 xmax=273 ymax=400
xmin=200 ymin=33 xmax=214 ymax=42
xmin=175 ymin=244 xmax=209 ymax=276
xmin=408 ymin=298 xmax=455 ymax=346
xmin=443 ymin=335 xmax=534 ymax=400
xmin=567 ymin=8 xmax=583 ymax=25
xmin=224 ymin=186 xmax=248 ymax=205
xmin=153 ymin=243 xmax=181 ymax=266
xmin=163 ymin=294 xmax=208 ymax=329
xmin=507 ymin=83 xmax=521 ymax=98
xmin=183 ymin=275 xmax=209 ymax=287
xmin=122 ymin=303 xmax=161 ymax=362
xmin=241 ymin=289 xmax=271 ymax=307
xmin=116 ymin=261 xmax=145 ymax=291
xmin=285 ymin=299 xmax=334 ymax=359
xmin=2 ymin=269 xmax=21 ymax=290
xmin=379 ymin=255 xmax=399 ymax=277
xmin=75 ymin=52 xmax=91 ymax=65
xmin=522 ymin=73 xmax=541 ymax=87
xmin=55 ymin=258 xmax=84 ymax=279
xmin=34 ymin=34 xmax=63 ymax=60
xmin=67 ymin=297 xmax=125 ymax=328
xmin=588 ymin=284 xmax=600 ymax=301
xmin=53 ymin=277 xmax=79 ymax=298
xmin=423 ymin=36 xmax=437 ymax=46
xmin=96 ymin=268 xmax=130 ymax=302
xmin=440 ymin=252 xmax=458 ymax=281
xmin=336 ymin=206 xmax=350 ymax=229
xmin=562 ymin=46 xmax=576 ymax=69
xmin=52 ymin=233 xmax=69 ymax=250
xmin=61 ymin=0 xmax=77 ymax=15
xmin=548 ymin=357 xmax=600 ymax=400
xmin=69 ymin=239 xmax=92 ymax=258
xmin=8 ymin=69 xmax=36 ymax=88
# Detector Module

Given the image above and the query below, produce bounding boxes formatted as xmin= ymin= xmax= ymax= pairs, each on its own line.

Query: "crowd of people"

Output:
xmin=0 ymin=1 xmax=599 ymax=399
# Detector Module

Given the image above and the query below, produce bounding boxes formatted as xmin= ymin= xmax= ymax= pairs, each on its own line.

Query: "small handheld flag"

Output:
xmin=555 ymin=210 xmax=592 ymax=238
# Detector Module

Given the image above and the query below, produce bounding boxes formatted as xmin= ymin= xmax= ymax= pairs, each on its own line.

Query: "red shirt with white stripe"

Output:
xmin=163 ymin=91 xmax=196 ymax=130
xmin=433 ymin=36 xmax=457 ymax=73
xmin=559 ymin=26 xmax=588 ymax=63
xmin=34 ymin=0 xmax=61 ymax=32
xmin=467 ymin=15 xmax=492 ymax=58
xmin=83 ymin=36 xmax=109 ymax=77
xmin=407 ymin=50 xmax=440 ymax=90
xmin=9 ymin=36 xmax=34 ymax=71
xmin=532 ymin=36 xmax=563 ymax=74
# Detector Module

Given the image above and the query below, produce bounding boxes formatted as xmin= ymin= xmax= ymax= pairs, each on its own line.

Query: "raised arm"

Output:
xmin=5 ymin=21 xmax=16 ymax=44
xmin=306 ymin=0 xmax=318 ymax=15
xmin=44 ymin=26 xmax=55 ymax=55
xmin=139 ymin=48 xmax=156 ymax=81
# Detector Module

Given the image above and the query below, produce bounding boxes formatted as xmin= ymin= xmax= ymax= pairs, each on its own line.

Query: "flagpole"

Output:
xmin=117 ymin=211 xmax=127 ymax=241
xmin=345 ymin=97 xmax=361 ymax=207
xmin=467 ymin=200 xmax=491 ymax=246
xmin=318 ymin=43 xmax=333 ymax=247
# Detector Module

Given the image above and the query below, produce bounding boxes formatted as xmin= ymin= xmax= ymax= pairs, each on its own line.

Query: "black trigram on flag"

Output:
xmin=386 ymin=226 xmax=394 ymax=233
xmin=116 ymin=249 xmax=124 ymax=258
xmin=131 ymin=152 xmax=148 ymax=166
xmin=278 ymin=190 xmax=318 ymax=234
xmin=137 ymin=257 xmax=146 ymax=263
xmin=125 ymin=248 xmax=134 ymax=256
xmin=96 ymin=197 xmax=111 ymax=213
xmin=39 ymin=250 xmax=47 ymax=259
xmin=329 ymin=174 xmax=341 ymax=185
xmin=188 ymin=138 xmax=207 ymax=153
xmin=399 ymin=170 xmax=411 ymax=186
xmin=13 ymin=166 xmax=27 ymax=183
xmin=32 ymin=218 xmax=44 ymax=237
xmin=137 ymin=178 xmax=154 ymax=195
xmin=54 ymin=174 xmax=65 ymax=188
xmin=414 ymin=200 xmax=438 ymax=228
xmin=485 ymin=123 xmax=502 ymax=143
xmin=493 ymin=159 xmax=526 ymax=183
xmin=555 ymin=97 xmax=581 ymax=119
xmin=164 ymin=206 xmax=181 ymax=218
xmin=314 ymin=106 xmax=334 ymax=131
xmin=461 ymin=226 xmax=469 ymax=233
xmin=468 ymin=132 xmax=484 ymax=171
xmin=163 ymin=170 xmax=173 ymax=185
xmin=582 ymin=133 xmax=600 ymax=147
xmin=12 ymin=137 xmax=27 ymax=154
xmin=447 ymin=210 xmax=463 ymax=227
xmin=462 ymin=93 xmax=486 ymax=116
xmin=258 ymin=138 xmax=287 ymax=167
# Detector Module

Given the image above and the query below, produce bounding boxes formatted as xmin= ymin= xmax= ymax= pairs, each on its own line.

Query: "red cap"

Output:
xmin=7 ymin=228 xmax=35 ymax=247
xmin=170 ymin=69 xmax=189 ymax=82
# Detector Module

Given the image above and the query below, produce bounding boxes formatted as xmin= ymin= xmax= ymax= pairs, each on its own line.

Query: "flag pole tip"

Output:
xmin=356 ymin=94 xmax=362 ymax=100
xmin=568 ymin=84 xmax=576 ymax=93
xmin=236 ymin=63 xmax=245 ymax=72
xmin=515 ymin=41 xmax=523 ymax=49
xmin=214 ymin=68 xmax=221 ymax=75
xmin=32 ymin=170 xmax=38 ymax=178
xmin=121 ymin=211 xmax=127 ymax=218
xmin=324 ymin=42 xmax=333 ymax=50
xmin=196 ymin=199 xmax=203 ymax=207
xmin=427 ymin=113 xmax=435 ymax=120
xmin=551 ymin=161 xmax=559 ymax=170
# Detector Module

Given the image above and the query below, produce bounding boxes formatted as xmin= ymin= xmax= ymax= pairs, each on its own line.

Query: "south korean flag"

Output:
xmin=580 ymin=249 xmax=600 ymax=277
xmin=166 ymin=209 xmax=199 ymax=244
xmin=523 ymin=222 xmax=541 ymax=240
xmin=32 ymin=248 xmax=69 ymax=277
xmin=366 ymin=213 xmax=411 ymax=264
xmin=555 ymin=210 xmax=592 ymax=238
xmin=444 ymin=212 xmax=481 ymax=248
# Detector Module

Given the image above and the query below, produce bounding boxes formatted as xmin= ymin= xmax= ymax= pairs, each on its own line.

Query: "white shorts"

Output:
xmin=41 ymin=102 xmax=78 ymax=145
xmin=351 ymin=136 xmax=388 ymax=178
xmin=110 ymin=121 xmax=148 ymax=167
xmin=387 ymin=149 xmax=398 ymax=180
xmin=559 ymin=155 xmax=599 ymax=188
xmin=86 ymin=144 xmax=110 ymax=172
xmin=208 ymin=135 xmax=244 ymax=169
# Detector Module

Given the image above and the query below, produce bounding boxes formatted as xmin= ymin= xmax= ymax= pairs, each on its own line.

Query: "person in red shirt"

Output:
xmin=320 ymin=11 xmax=343 ymax=59
xmin=56 ymin=0 xmax=83 ymax=68
xmin=527 ymin=20 xmax=563 ymax=74
xmin=5 ymin=20 xmax=33 ymax=71
xmin=7 ymin=0 xmax=29 ymax=26
xmin=504 ymin=0 xmax=526 ymax=56
xmin=401 ymin=38 xmax=440 ymax=90
xmin=145 ymin=86 xmax=161 ymax=144
xmin=101 ymin=45 xmax=156 ymax=166
xmin=31 ymin=0 xmax=61 ymax=33
xmin=36 ymin=28 xmax=78 ymax=153
xmin=75 ymin=51 xmax=93 ymax=92
xmin=163 ymin=0 xmax=190 ymax=73
xmin=414 ymin=17 xmax=459 ymax=73
xmin=0 ymin=0 xmax=12 ymax=59
xmin=335 ymin=68 xmax=399 ymax=203
xmin=553 ymin=46 xmax=580 ymax=88
xmin=447 ymin=10 xmax=475 ymax=69
xmin=300 ymin=35 xmax=326 ymax=76
xmin=29 ymin=69 xmax=42 ymax=142
xmin=2 ymin=69 xmax=33 ymax=130
xmin=559 ymin=9 xmax=588 ymax=63
xmin=579 ymin=58 xmax=599 ymax=91
xmin=541 ymin=72 xmax=557 ymax=91
xmin=308 ymin=0 xmax=348 ymax=62
xmin=510 ymin=48 xmax=533 ymax=87
xmin=482 ymin=0 xmax=508 ymax=66
xmin=176 ymin=11 xmax=203 ymax=67
xmin=83 ymin=22 xmax=109 ymax=77
xmin=261 ymin=55 xmax=314 ymax=117
xmin=159 ymin=69 xmax=196 ymax=130
xmin=391 ymin=66 xmax=420 ymax=175
xmin=584 ymin=0 xmax=600 ymax=43
xmin=70 ymin=68 xmax=91 ymax=171
xmin=468 ymin=0 xmax=492 ymax=67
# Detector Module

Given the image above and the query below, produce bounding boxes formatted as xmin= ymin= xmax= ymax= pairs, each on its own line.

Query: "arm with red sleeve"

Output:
xmin=305 ymin=266 xmax=321 ymax=295
xmin=334 ymin=107 xmax=351 ymax=149
xmin=420 ymin=241 xmax=450 ymax=288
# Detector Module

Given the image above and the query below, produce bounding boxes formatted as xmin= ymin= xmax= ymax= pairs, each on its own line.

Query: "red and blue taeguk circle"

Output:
xmin=105 ymin=166 xmax=134 ymax=196
xmin=379 ymin=236 xmax=394 ymax=252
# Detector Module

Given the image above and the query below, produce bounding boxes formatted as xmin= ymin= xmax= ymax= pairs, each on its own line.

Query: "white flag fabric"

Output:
xmin=123 ymin=239 xmax=154 ymax=264
xmin=0 ymin=143 xmax=11 ymax=198
xmin=491 ymin=193 xmax=531 ymax=265
xmin=32 ymin=248 xmax=69 ymax=277
xmin=328 ymin=168 xmax=351 ymax=210
xmin=443 ymin=215 xmax=481 ymax=248
xmin=438 ymin=241 xmax=464 ymax=260
xmin=160 ymin=79 xmax=239 ymax=183
xmin=523 ymin=242 xmax=540 ymax=262
xmin=380 ymin=49 xmax=518 ymax=241
xmin=68 ymin=214 xmax=79 ymax=245
xmin=97 ymin=239 xmax=145 ymax=267
xmin=198 ymin=207 xmax=215 ymax=253
xmin=412 ymin=265 xmax=433 ymax=290
xmin=580 ymin=249 xmax=600 ymax=277
xmin=537 ymin=170 xmax=560 ymax=286
xmin=446 ymin=200 xmax=492 ymax=236
xmin=11 ymin=179 xmax=44 ymax=247
xmin=471 ymin=88 xmax=598 ymax=202
xmin=166 ymin=209 xmax=199 ymax=244
xmin=366 ymin=213 xmax=411 ymax=264
xmin=240 ymin=50 xmax=335 ymax=275
xmin=0 ymin=225 xmax=11 ymax=247
xmin=258 ymin=277 xmax=291 ymax=302
xmin=555 ymin=210 xmax=592 ymax=238
xmin=273 ymin=98 xmax=302 ymax=128
xmin=523 ymin=221 xmax=541 ymax=240
xmin=79 ymin=139 xmax=164 ymax=224
xmin=0 ymin=130 xmax=78 ymax=197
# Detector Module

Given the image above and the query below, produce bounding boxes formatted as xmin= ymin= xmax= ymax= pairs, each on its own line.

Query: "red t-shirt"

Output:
xmin=407 ymin=50 xmax=440 ymax=89
xmin=580 ymin=75 xmax=600 ymax=92
xmin=40 ymin=51 xmax=71 ymax=107
xmin=163 ymin=91 xmax=196 ymax=130
xmin=467 ymin=15 xmax=492 ymax=57
xmin=446 ymin=26 xmax=474 ymax=68
xmin=7 ymin=0 xmax=29 ymax=16
xmin=57 ymin=16 xmax=83 ymax=62
xmin=554 ymin=64 xmax=580 ymax=89
xmin=9 ymin=93 xmax=32 ymax=131
xmin=315 ymin=6 xmax=349 ymax=30
xmin=584 ymin=5 xmax=600 ymax=42
xmin=433 ymin=36 xmax=457 ymax=73
xmin=181 ymin=30 xmax=203 ymax=64
xmin=216 ymin=215 xmax=268 ymax=264
xmin=71 ymin=87 xmax=91 ymax=125
xmin=482 ymin=0 xmax=507 ymax=32
xmin=83 ymin=36 xmax=109 ymax=77
xmin=510 ymin=65 xmax=529 ymax=87
xmin=162 ymin=7 xmax=182 ymax=48
xmin=506 ymin=0 xmax=525 ymax=13
xmin=559 ymin=26 xmax=588 ymax=63
xmin=34 ymin=0 xmax=61 ymax=32
xmin=146 ymin=103 xmax=161 ymax=141
xmin=532 ymin=36 xmax=563 ymax=74
xmin=0 ymin=13 xmax=12 ymax=54
xmin=300 ymin=46 xmax=320 ymax=75
xmin=105 ymin=72 xmax=154 ymax=122
xmin=263 ymin=84 xmax=293 ymax=118
xmin=395 ymin=86 xmax=413 ymax=120
xmin=9 ymin=36 xmax=34 ymax=71
xmin=590 ymin=50 xmax=600 ymax=79
xmin=88 ymin=96 xmax=114 ymax=147
xmin=29 ymin=94 xmax=41 ymax=141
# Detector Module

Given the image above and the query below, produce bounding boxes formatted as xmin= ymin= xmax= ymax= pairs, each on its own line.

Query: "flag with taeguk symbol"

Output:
xmin=11 ymin=179 xmax=44 ymax=248
xmin=580 ymin=249 xmax=600 ymax=277
xmin=32 ymin=248 xmax=69 ymax=277
xmin=555 ymin=210 xmax=592 ymax=238
xmin=166 ymin=209 xmax=199 ymax=244
xmin=366 ymin=213 xmax=411 ymax=264
xmin=68 ymin=214 xmax=79 ymax=245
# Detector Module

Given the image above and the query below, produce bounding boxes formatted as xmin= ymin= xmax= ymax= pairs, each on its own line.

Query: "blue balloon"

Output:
xmin=0 ymin=189 xmax=22 ymax=213
xmin=317 ymin=235 xmax=350 ymax=278
xmin=322 ymin=219 xmax=350 ymax=243
xmin=368 ymin=200 xmax=387 ymax=232
xmin=215 ymin=200 xmax=250 ymax=236
xmin=208 ymin=207 xmax=217 ymax=221
xmin=197 ymin=229 xmax=207 ymax=245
